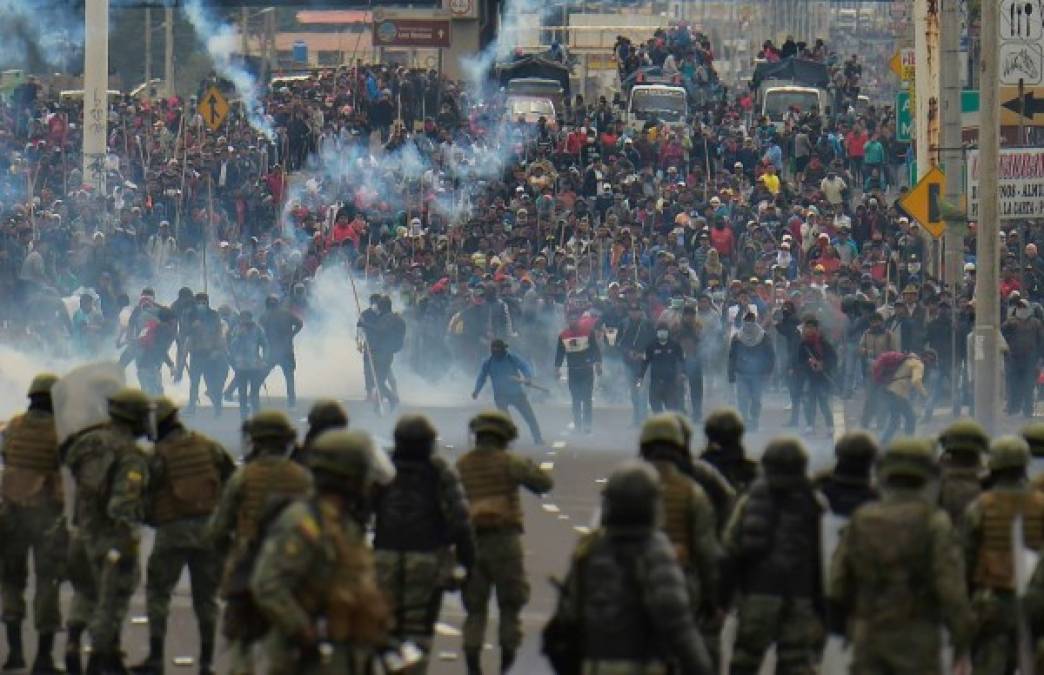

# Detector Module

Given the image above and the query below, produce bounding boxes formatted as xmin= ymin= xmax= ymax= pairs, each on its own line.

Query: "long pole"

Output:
xmin=164 ymin=7 xmax=175 ymax=97
xmin=83 ymin=0 xmax=109 ymax=193
xmin=941 ymin=0 xmax=963 ymax=418
xmin=205 ymin=176 xmax=213 ymax=295
xmin=345 ymin=261 xmax=384 ymax=417
xmin=144 ymin=7 xmax=152 ymax=95
xmin=974 ymin=0 xmax=1000 ymax=434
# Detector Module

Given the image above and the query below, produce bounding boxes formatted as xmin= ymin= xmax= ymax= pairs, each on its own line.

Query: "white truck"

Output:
xmin=626 ymin=84 xmax=689 ymax=132
xmin=760 ymin=83 xmax=828 ymax=129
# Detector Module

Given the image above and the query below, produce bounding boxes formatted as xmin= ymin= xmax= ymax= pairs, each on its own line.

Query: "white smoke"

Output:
xmin=182 ymin=0 xmax=275 ymax=141
xmin=0 ymin=0 xmax=83 ymax=70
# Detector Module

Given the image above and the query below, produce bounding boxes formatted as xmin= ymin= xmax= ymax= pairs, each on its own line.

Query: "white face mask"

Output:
xmin=656 ymin=329 xmax=670 ymax=342
xmin=908 ymin=263 xmax=921 ymax=274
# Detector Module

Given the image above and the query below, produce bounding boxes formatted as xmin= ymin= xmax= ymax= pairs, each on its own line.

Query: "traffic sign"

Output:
xmin=199 ymin=86 xmax=229 ymax=133
xmin=1000 ymin=42 xmax=1044 ymax=84
xmin=900 ymin=166 xmax=947 ymax=239
xmin=897 ymin=90 xmax=979 ymax=142
xmin=889 ymin=48 xmax=915 ymax=80
xmin=1002 ymin=0 xmax=1044 ymax=41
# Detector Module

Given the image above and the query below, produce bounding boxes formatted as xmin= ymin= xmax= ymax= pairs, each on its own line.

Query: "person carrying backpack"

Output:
xmin=872 ymin=350 xmax=935 ymax=444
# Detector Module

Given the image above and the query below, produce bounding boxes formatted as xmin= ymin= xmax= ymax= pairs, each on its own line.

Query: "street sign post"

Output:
xmin=372 ymin=18 xmax=451 ymax=47
xmin=900 ymin=166 xmax=948 ymax=238
xmin=198 ymin=86 xmax=228 ymax=132
xmin=890 ymin=48 xmax=916 ymax=80
xmin=897 ymin=90 xmax=978 ymax=142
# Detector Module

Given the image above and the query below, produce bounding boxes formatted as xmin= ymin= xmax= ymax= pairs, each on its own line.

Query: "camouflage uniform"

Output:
xmin=64 ymin=388 xmax=152 ymax=672
xmin=938 ymin=419 xmax=989 ymax=525
xmin=0 ymin=373 xmax=66 ymax=672
xmin=723 ymin=438 xmax=823 ymax=675
xmin=251 ymin=430 xmax=391 ymax=675
xmin=373 ymin=415 xmax=475 ymax=674
xmin=135 ymin=397 xmax=236 ymax=675
xmin=552 ymin=462 xmax=712 ymax=675
xmin=962 ymin=436 xmax=1044 ymax=675
xmin=208 ymin=410 xmax=313 ymax=675
xmin=457 ymin=411 xmax=553 ymax=674
xmin=699 ymin=408 xmax=757 ymax=494
xmin=638 ymin=415 xmax=719 ymax=617
xmin=1022 ymin=422 xmax=1044 ymax=488
xmin=828 ymin=438 xmax=974 ymax=674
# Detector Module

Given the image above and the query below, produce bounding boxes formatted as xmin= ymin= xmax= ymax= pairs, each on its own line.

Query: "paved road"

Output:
xmin=10 ymin=383 xmax=961 ymax=674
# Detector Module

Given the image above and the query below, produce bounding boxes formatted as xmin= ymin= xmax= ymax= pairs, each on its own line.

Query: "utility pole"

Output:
xmin=974 ymin=0 xmax=1000 ymax=433
xmin=164 ymin=6 xmax=175 ymax=97
xmin=82 ymin=0 xmax=109 ymax=193
xmin=144 ymin=7 xmax=152 ymax=95
xmin=940 ymin=0 xmax=963 ymax=417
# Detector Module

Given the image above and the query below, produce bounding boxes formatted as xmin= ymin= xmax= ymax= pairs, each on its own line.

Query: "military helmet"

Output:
xmin=602 ymin=460 xmax=661 ymax=533
xmin=308 ymin=430 xmax=376 ymax=483
xmin=938 ymin=419 xmax=989 ymax=455
xmin=878 ymin=438 xmax=939 ymax=481
xmin=988 ymin=435 xmax=1031 ymax=472
xmin=27 ymin=373 xmax=58 ymax=397
xmin=394 ymin=414 xmax=438 ymax=445
xmin=469 ymin=410 xmax=518 ymax=442
xmin=153 ymin=397 xmax=178 ymax=424
xmin=307 ymin=399 xmax=348 ymax=429
xmin=1021 ymin=423 xmax=1044 ymax=458
xmin=640 ymin=414 xmax=686 ymax=448
xmin=761 ymin=437 xmax=809 ymax=487
xmin=671 ymin=412 xmax=695 ymax=449
xmin=309 ymin=430 xmax=395 ymax=486
xmin=704 ymin=407 xmax=745 ymax=440
xmin=834 ymin=431 xmax=879 ymax=465
xmin=108 ymin=388 xmax=152 ymax=425
xmin=247 ymin=410 xmax=296 ymax=442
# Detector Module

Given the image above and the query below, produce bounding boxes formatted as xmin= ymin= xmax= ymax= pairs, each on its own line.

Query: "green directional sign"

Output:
xmin=896 ymin=90 xmax=979 ymax=143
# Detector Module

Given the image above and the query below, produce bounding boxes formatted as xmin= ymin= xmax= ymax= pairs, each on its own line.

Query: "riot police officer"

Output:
xmin=938 ymin=418 xmax=989 ymax=524
xmin=251 ymin=430 xmax=392 ymax=675
xmin=373 ymin=415 xmax=475 ymax=674
xmin=208 ymin=410 xmax=313 ymax=675
xmin=1 ymin=373 xmax=65 ymax=673
xmin=134 ymin=397 xmax=236 ymax=675
xmin=64 ymin=388 xmax=152 ymax=674
xmin=457 ymin=411 xmax=553 ymax=674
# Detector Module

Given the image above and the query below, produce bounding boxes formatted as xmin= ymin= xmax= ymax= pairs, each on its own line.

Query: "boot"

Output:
xmin=3 ymin=621 xmax=24 ymax=670
xmin=464 ymin=648 xmax=483 ymax=675
xmin=30 ymin=632 xmax=57 ymax=675
xmin=129 ymin=637 xmax=163 ymax=675
xmin=65 ymin=627 xmax=83 ymax=675
xmin=500 ymin=648 xmax=516 ymax=674
xmin=198 ymin=637 xmax=215 ymax=675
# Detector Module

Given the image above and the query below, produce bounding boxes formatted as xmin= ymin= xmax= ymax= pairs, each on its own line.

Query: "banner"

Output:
xmin=967 ymin=146 xmax=1044 ymax=220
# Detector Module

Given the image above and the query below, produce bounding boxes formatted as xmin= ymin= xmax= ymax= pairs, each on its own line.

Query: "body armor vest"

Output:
xmin=151 ymin=431 xmax=221 ymax=524
xmin=457 ymin=447 xmax=523 ymax=531
xmin=939 ymin=467 xmax=982 ymax=524
xmin=2 ymin=412 xmax=61 ymax=507
xmin=296 ymin=500 xmax=390 ymax=645
xmin=848 ymin=499 xmax=937 ymax=623
xmin=975 ymin=490 xmax=1044 ymax=591
xmin=235 ymin=458 xmax=311 ymax=543
xmin=657 ymin=463 xmax=695 ymax=566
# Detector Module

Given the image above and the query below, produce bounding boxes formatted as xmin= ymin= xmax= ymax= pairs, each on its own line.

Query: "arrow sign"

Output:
xmin=198 ymin=86 xmax=229 ymax=133
xmin=900 ymin=166 xmax=948 ymax=239
xmin=1003 ymin=90 xmax=1044 ymax=119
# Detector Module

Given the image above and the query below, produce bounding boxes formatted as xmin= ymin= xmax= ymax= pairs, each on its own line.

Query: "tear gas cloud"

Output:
xmin=182 ymin=0 xmax=275 ymax=141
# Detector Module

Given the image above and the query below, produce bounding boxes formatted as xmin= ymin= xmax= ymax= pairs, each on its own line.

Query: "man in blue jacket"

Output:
xmin=472 ymin=339 xmax=544 ymax=445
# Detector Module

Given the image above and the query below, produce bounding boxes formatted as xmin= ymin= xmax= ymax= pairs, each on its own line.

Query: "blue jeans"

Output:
xmin=805 ymin=378 xmax=833 ymax=428
xmin=735 ymin=373 xmax=764 ymax=428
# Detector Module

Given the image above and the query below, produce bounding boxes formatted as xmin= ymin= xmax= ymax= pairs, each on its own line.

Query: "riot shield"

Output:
xmin=820 ymin=511 xmax=852 ymax=672
xmin=51 ymin=362 xmax=125 ymax=445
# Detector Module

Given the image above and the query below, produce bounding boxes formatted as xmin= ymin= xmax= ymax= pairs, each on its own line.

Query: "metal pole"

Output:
xmin=974 ymin=0 xmax=1000 ymax=434
xmin=83 ymin=0 xmax=109 ymax=193
xmin=941 ymin=0 xmax=963 ymax=417
xmin=164 ymin=6 xmax=174 ymax=97
xmin=144 ymin=7 xmax=152 ymax=95
xmin=914 ymin=0 xmax=941 ymax=180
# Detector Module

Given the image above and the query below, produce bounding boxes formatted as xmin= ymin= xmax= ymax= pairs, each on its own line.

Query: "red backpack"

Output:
xmin=872 ymin=351 xmax=908 ymax=385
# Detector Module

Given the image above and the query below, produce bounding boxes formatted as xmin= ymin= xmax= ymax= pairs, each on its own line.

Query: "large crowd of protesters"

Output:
xmin=0 ymin=19 xmax=1040 ymax=434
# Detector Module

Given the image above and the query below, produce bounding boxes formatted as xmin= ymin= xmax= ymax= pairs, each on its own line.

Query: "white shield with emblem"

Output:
xmin=51 ymin=362 xmax=125 ymax=445
xmin=820 ymin=510 xmax=852 ymax=671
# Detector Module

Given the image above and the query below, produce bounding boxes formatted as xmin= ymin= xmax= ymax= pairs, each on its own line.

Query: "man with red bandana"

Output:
xmin=554 ymin=309 xmax=602 ymax=434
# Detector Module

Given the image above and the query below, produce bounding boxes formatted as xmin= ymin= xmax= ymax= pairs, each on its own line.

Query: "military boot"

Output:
xmin=129 ymin=637 xmax=163 ymax=675
xmin=30 ymin=632 xmax=57 ymax=674
xmin=500 ymin=647 xmax=516 ymax=674
xmin=464 ymin=648 xmax=483 ymax=675
xmin=3 ymin=621 xmax=25 ymax=670
xmin=198 ymin=636 xmax=215 ymax=675
xmin=64 ymin=627 xmax=83 ymax=675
